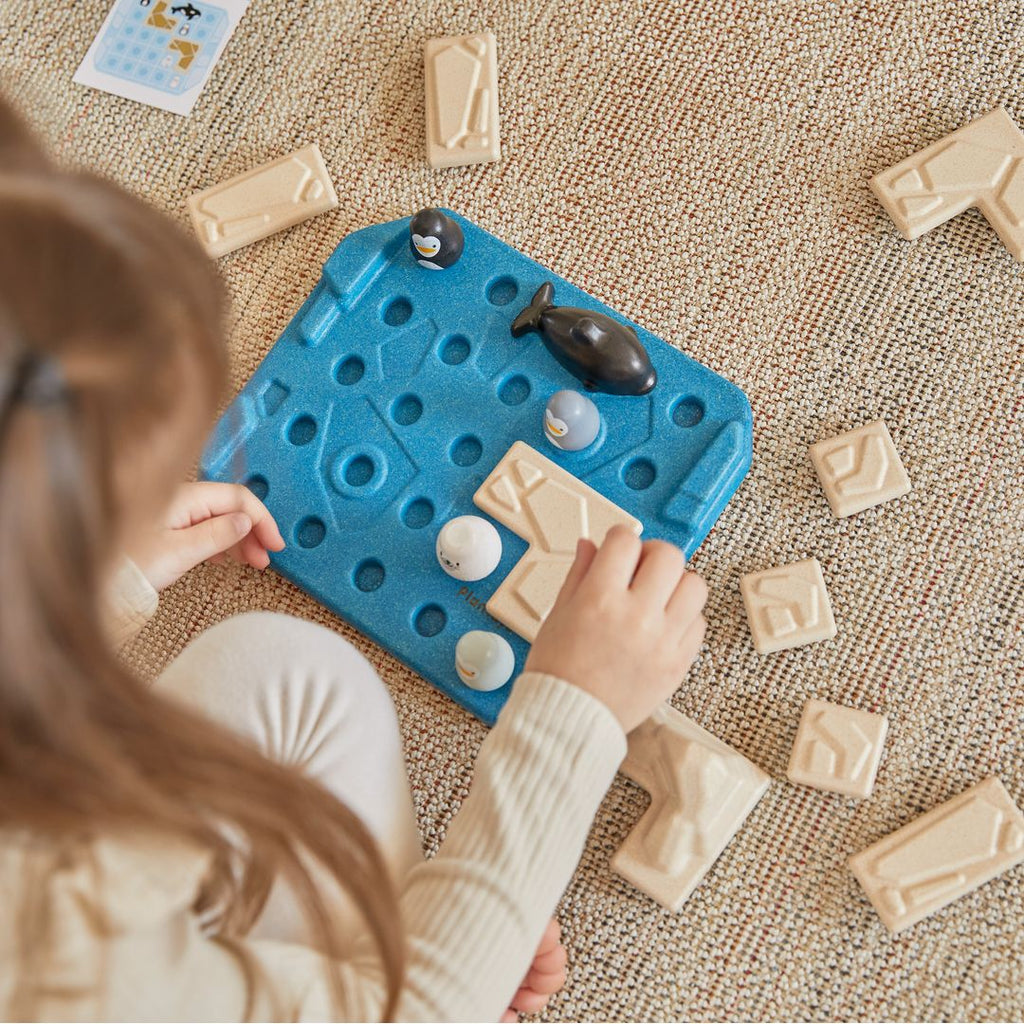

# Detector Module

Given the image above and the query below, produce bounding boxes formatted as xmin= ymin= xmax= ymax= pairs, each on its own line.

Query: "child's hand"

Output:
xmin=501 ymin=917 xmax=568 ymax=1021
xmin=129 ymin=481 xmax=286 ymax=591
xmin=524 ymin=526 xmax=707 ymax=733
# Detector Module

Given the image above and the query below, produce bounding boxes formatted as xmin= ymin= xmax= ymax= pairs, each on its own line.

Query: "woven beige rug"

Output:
xmin=4 ymin=0 xmax=1022 ymax=1019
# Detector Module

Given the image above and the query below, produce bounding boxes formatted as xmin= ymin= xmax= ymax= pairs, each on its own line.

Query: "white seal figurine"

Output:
xmin=455 ymin=630 xmax=515 ymax=691
xmin=436 ymin=515 xmax=502 ymax=582
xmin=544 ymin=390 xmax=601 ymax=451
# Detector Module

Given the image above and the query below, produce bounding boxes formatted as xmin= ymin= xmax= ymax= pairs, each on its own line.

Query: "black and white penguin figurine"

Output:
xmin=409 ymin=208 xmax=464 ymax=270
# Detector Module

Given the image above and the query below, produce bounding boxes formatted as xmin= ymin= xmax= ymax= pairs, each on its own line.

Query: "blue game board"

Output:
xmin=201 ymin=213 xmax=752 ymax=724
xmin=93 ymin=0 xmax=229 ymax=95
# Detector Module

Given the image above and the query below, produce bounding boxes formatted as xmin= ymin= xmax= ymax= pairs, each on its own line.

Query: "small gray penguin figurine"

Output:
xmin=410 ymin=208 xmax=464 ymax=270
xmin=511 ymin=282 xmax=657 ymax=395
xmin=544 ymin=390 xmax=601 ymax=451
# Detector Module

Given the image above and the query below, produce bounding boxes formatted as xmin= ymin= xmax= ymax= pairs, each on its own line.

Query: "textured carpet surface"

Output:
xmin=3 ymin=0 xmax=1022 ymax=1020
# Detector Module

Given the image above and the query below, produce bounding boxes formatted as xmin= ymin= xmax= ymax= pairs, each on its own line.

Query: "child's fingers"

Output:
xmin=630 ymin=540 xmax=687 ymax=607
xmin=526 ymin=966 xmax=567 ymax=995
xmin=180 ymin=481 xmax=286 ymax=550
xmin=172 ymin=513 xmax=252 ymax=572
xmin=536 ymin=917 xmax=561 ymax=951
xmin=509 ymin=987 xmax=550 ymax=1013
xmin=676 ymin=613 xmax=708 ymax=665
xmin=666 ymin=572 xmax=708 ymax=629
xmin=222 ymin=540 xmax=247 ymax=564
xmin=237 ymin=530 xmax=271 ymax=569
xmin=499 ymin=1010 xmax=518 ymax=1023
xmin=555 ymin=538 xmax=597 ymax=604
xmin=580 ymin=524 xmax=643 ymax=594
xmin=530 ymin=944 xmax=567 ymax=974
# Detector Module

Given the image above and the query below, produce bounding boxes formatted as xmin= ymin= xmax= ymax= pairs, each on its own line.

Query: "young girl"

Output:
xmin=0 ymin=96 xmax=707 ymax=1022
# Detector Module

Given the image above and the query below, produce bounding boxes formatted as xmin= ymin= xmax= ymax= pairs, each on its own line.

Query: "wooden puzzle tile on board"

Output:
xmin=473 ymin=441 xmax=641 ymax=642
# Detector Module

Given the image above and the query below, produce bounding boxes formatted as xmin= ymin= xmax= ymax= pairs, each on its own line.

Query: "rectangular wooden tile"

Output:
xmin=424 ymin=33 xmax=500 ymax=169
xmin=187 ymin=143 xmax=338 ymax=258
xmin=849 ymin=777 xmax=1024 ymax=933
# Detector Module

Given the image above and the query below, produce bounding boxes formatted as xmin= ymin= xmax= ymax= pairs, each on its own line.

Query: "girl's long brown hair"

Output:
xmin=0 ymin=97 xmax=403 ymax=1019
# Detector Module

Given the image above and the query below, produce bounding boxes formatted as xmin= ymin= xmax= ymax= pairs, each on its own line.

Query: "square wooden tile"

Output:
xmin=809 ymin=419 xmax=911 ymax=518
xmin=787 ymin=698 xmax=888 ymax=798
xmin=739 ymin=557 xmax=836 ymax=654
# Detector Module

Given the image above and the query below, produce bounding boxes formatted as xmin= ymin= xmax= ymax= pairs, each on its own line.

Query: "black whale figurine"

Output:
xmin=510 ymin=282 xmax=657 ymax=395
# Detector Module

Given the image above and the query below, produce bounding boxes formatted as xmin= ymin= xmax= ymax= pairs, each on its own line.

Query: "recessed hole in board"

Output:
xmin=245 ymin=474 xmax=269 ymax=501
xmin=450 ymin=434 xmax=483 ymax=467
xmin=287 ymin=414 xmax=317 ymax=446
xmin=402 ymin=497 xmax=435 ymax=529
xmin=383 ymin=297 xmax=413 ymax=326
xmin=672 ymin=396 xmax=705 ymax=427
xmin=295 ymin=516 xmax=326 ymax=548
xmin=439 ymin=335 xmax=471 ymax=365
xmin=344 ymin=455 xmax=376 ymax=487
xmin=392 ymin=393 xmax=423 ymax=425
xmin=498 ymin=374 xmax=531 ymax=406
xmin=414 ymin=603 xmax=447 ymax=637
xmin=336 ymin=356 xmax=365 ymax=386
xmin=487 ymin=276 xmax=518 ymax=306
xmin=353 ymin=558 xmax=385 ymax=592
xmin=623 ymin=457 xmax=656 ymax=490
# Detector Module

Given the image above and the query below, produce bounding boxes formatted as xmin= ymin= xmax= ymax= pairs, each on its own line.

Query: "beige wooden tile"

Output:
xmin=809 ymin=419 xmax=911 ymax=518
xmin=871 ymin=106 xmax=1024 ymax=261
xmin=739 ymin=557 xmax=836 ymax=655
xmin=787 ymin=699 xmax=888 ymax=798
xmin=849 ymin=777 xmax=1024 ymax=933
xmin=472 ymin=441 xmax=640 ymax=642
xmin=424 ymin=33 xmax=500 ymax=169
xmin=612 ymin=702 xmax=770 ymax=912
xmin=187 ymin=144 xmax=338 ymax=258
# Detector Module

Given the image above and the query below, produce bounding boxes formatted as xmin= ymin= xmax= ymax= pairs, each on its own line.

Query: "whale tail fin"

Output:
xmin=510 ymin=282 xmax=555 ymax=338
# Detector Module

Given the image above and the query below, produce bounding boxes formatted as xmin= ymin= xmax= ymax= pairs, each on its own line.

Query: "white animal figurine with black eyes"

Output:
xmin=436 ymin=515 xmax=501 ymax=581
xmin=410 ymin=208 xmax=464 ymax=270
xmin=455 ymin=630 xmax=515 ymax=691
xmin=543 ymin=390 xmax=601 ymax=451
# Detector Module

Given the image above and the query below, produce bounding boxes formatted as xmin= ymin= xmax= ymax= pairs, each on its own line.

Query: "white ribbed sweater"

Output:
xmin=0 ymin=564 xmax=626 ymax=1022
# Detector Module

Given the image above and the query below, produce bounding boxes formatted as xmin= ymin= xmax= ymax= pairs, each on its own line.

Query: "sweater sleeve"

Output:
xmin=104 ymin=557 xmax=159 ymax=648
xmin=244 ymin=671 xmax=627 ymax=1022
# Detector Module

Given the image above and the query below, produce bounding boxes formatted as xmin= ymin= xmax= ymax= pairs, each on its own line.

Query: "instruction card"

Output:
xmin=73 ymin=0 xmax=250 ymax=115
